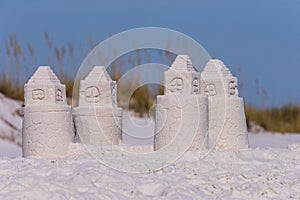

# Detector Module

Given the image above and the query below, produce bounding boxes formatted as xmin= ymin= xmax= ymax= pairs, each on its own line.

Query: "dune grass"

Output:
xmin=245 ymin=104 xmax=300 ymax=133
xmin=0 ymin=33 xmax=299 ymax=133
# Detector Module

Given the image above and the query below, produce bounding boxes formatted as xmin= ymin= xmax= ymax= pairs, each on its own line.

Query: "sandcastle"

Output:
xmin=22 ymin=56 xmax=249 ymax=157
xmin=201 ymin=59 xmax=249 ymax=150
xmin=22 ymin=66 xmax=74 ymax=157
xmin=72 ymin=66 xmax=122 ymax=145
xmin=154 ymin=55 xmax=209 ymax=151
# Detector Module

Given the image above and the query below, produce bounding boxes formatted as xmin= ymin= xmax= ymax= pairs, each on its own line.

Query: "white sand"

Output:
xmin=0 ymin=140 xmax=22 ymax=158
xmin=249 ymin=132 xmax=300 ymax=148
xmin=0 ymin=142 xmax=299 ymax=199
xmin=0 ymin=95 xmax=300 ymax=199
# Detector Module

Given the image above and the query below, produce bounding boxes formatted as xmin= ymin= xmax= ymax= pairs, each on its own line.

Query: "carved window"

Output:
xmin=204 ymin=84 xmax=217 ymax=96
xmin=111 ymin=85 xmax=117 ymax=106
xmin=32 ymin=89 xmax=45 ymax=100
xmin=192 ymin=78 xmax=199 ymax=93
xmin=56 ymin=89 xmax=63 ymax=102
xmin=85 ymin=86 xmax=100 ymax=103
xmin=229 ymin=81 xmax=237 ymax=95
xmin=170 ymin=77 xmax=183 ymax=93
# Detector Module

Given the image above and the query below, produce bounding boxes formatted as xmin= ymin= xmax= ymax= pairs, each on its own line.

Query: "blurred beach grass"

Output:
xmin=0 ymin=33 xmax=299 ymax=133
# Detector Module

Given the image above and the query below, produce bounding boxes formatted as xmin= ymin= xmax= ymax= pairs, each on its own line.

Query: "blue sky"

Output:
xmin=0 ymin=0 xmax=300 ymax=106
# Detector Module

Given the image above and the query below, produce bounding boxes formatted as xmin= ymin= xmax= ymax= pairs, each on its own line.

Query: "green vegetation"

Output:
xmin=0 ymin=75 xmax=23 ymax=100
xmin=129 ymin=85 xmax=153 ymax=117
xmin=0 ymin=33 xmax=299 ymax=133
xmin=245 ymin=104 xmax=300 ymax=133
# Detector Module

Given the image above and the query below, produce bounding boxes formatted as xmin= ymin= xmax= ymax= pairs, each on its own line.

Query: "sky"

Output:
xmin=0 ymin=0 xmax=300 ymax=107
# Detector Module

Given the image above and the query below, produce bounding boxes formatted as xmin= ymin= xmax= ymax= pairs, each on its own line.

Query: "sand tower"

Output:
xmin=73 ymin=66 xmax=122 ymax=145
xmin=201 ymin=59 xmax=249 ymax=150
xmin=22 ymin=66 xmax=74 ymax=157
xmin=154 ymin=55 xmax=208 ymax=151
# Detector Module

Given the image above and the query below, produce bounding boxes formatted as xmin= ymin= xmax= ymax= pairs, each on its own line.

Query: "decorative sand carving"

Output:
xmin=73 ymin=66 xmax=122 ymax=145
xmin=22 ymin=66 xmax=74 ymax=157
xmin=201 ymin=59 xmax=249 ymax=150
xmin=154 ymin=55 xmax=209 ymax=151
xmin=22 ymin=57 xmax=248 ymax=156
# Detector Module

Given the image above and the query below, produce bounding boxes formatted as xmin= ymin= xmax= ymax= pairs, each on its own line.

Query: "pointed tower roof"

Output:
xmin=202 ymin=59 xmax=239 ymax=97
xmin=24 ymin=66 xmax=67 ymax=106
xmin=77 ymin=66 xmax=117 ymax=107
xmin=170 ymin=55 xmax=195 ymax=71
xmin=204 ymin=59 xmax=233 ymax=78
xmin=164 ymin=54 xmax=200 ymax=95
xmin=27 ymin=66 xmax=61 ymax=85
xmin=84 ymin=66 xmax=112 ymax=82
